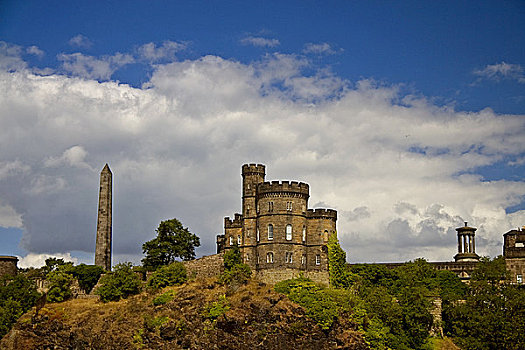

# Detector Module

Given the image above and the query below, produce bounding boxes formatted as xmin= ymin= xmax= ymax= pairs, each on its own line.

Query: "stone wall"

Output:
xmin=0 ymin=256 xmax=18 ymax=278
xmin=183 ymin=253 xmax=225 ymax=280
xmin=255 ymin=268 xmax=329 ymax=285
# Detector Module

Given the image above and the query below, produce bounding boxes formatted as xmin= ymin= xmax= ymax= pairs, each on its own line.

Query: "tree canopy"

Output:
xmin=142 ymin=218 xmax=200 ymax=269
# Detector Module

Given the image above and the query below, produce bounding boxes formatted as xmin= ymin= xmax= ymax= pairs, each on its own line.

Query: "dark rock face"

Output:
xmin=1 ymin=279 xmax=369 ymax=350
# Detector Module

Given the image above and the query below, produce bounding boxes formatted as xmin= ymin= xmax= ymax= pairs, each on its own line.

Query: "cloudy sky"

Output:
xmin=1 ymin=1 xmax=524 ymax=268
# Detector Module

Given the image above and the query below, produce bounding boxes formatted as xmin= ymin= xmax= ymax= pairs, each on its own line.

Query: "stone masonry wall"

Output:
xmin=256 ymin=268 xmax=329 ymax=286
xmin=183 ymin=253 xmax=225 ymax=280
xmin=0 ymin=256 xmax=18 ymax=278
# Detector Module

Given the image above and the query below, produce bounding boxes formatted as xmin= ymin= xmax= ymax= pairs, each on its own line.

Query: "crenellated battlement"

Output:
xmin=307 ymin=208 xmax=337 ymax=220
xmin=258 ymin=181 xmax=310 ymax=197
xmin=242 ymin=163 xmax=266 ymax=176
xmin=224 ymin=213 xmax=243 ymax=228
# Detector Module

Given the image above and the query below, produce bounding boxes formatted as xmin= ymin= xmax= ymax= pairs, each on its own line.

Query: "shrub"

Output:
xmin=95 ymin=262 xmax=142 ymax=302
xmin=206 ymin=294 xmax=230 ymax=321
xmin=223 ymin=243 xmax=242 ymax=270
xmin=152 ymin=290 xmax=176 ymax=306
xmin=218 ymin=263 xmax=251 ymax=286
xmin=46 ymin=270 xmax=73 ymax=303
xmin=147 ymin=262 xmax=187 ymax=289
xmin=72 ymin=264 xmax=104 ymax=294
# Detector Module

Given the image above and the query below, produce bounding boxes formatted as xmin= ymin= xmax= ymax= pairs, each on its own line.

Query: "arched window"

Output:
xmin=324 ymin=230 xmax=329 ymax=241
xmin=285 ymin=252 xmax=293 ymax=263
xmin=237 ymin=235 xmax=241 ymax=245
xmin=286 ymin=224 xmax=292 ymax=240
xmin=302 ymin=226 xmax=306 ymax=242
xmin=266 ymin=252 xmax=274 ymax=263
xmin=229 ymin=236 xmax=233 ymax=246
xmin=245 ymin=253 xmax=250 ymax=261
xmin=268 ymin=224 xmax=273 ymax=240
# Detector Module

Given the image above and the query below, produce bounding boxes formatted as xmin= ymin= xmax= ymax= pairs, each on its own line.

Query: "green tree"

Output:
xmin=46 ymin=269 xmax=73 ymax=302
xmin=327 ymin=232 xmax=352 ymax=288
xmin=142 ymin=218 xmax=200 ymax=269
xmin=223 ymin=243 xmax=242 ymax=270
xmin=147 ymin=261 xmax=187 ymax=289
xmin=95 ymin=262 xmax=142 ymax=302
xmin=72 ymin=264 xmax=104 ymax=294
xmin=219 ymin=243 xmax=251 ymax=286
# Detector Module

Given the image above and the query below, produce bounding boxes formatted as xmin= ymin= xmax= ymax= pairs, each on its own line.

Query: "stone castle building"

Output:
xmin=95 ymin=164 xmax=112 ymax=271
xmin=0 ymin=256 xmax=18 ymax=278
xmin=503 ymin=226 xmax=525 ymax=284
xmin=216 ymin=164 xmax=337 ymax=284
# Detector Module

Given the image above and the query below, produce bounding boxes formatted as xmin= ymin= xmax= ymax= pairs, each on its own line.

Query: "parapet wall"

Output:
xmin=258 ymin=181 xmax=310 ymax=197
xmin=0 ymin=256 xmax=18 ymax=277
xmin=307 ymin=209 xmax=337 ymax=220
xmin=256 ymin=269 xmax=329 ymax=286
xmin=242 ymin=163 xmax=266 ymax=176
xmin=183 ymin=253 xmax=225 ymax=280
xmin=224 ymin=213 xmax=243 ymax=228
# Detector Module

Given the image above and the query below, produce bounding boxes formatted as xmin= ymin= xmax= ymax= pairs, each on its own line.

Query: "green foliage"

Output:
xmin=46 ymin=269 xmax=74 ymax=302
xmin=218 ymin=263 xmax=251 ymax=286
xmin=71 ymin=264 xmax=104 ymax=294
xmin=95 ymin=262 xmax=142 ymax=302
xmin=445 ymin=256 xmax=525 ymax=350
xmin=327 ymin=232 xmax=354 ymax=288
xmin=147 ymin=262 xmax=187 ymax=289
xmin=152 ymin=290 xmax=176 ymax=306
xmin=205 ymin=294 xmax=230 ymax=321
xmin=142 ymin=218 xmax=201 ymax=269
xmin=275 ymin=277 xmax=359 ymax=330
xmin=223 ymin=243 xmax=242 ymax=270
xmin=144 ymin=314 xmax=170 ymax=332
xmin=0 ymin=274 xmax=40 ymax=338
xmin=41 ymin=257 xmax=73 ymax=277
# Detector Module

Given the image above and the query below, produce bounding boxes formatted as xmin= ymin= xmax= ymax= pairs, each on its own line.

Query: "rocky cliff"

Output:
xmin=1 ymin=278 xmax=368 ymax=349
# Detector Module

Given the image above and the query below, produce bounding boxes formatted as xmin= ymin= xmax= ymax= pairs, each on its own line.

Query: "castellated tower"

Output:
xmin=95 ymin=164 xmax=112 ymax=271
xmin=219 ymin=163 xmax=337 ymax=285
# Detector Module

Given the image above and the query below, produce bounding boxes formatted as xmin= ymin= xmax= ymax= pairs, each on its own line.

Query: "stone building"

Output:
xmin=503 ymin=226 xmax=525 ymax=284
xmin=217 ymin=164 xmax=337 ymax=284
xmin=0 ymin=256 xmax=18 ymax=278
xmin=95 ymin=164 xmax=112 ymax=271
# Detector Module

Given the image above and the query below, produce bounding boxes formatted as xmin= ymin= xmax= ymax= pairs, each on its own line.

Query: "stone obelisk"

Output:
xmin=95 ymin=164 xmax=112 ymax=271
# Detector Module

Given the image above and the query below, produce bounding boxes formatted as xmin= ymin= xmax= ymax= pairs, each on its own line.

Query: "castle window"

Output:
xmin=246 ymin=205 xmax=250 ymax=215
xmin=237 ymin=235 xmax=241 ymax=245
xmin=518 ymin=274 xmax=523 ymax=284
xmin=315 ymin=255 xmax=321 ymax=265
xmin=268 ymin=224 xmax=273 ymax=240
xmin=285 ymin=252 xmax=293 ymax=263
xmin=267 ymin=252 xmax=274 ymax=263
xmin=246 ymin=229 xmax=251 ymax=238
xmin=256 ymin=228 xmax=260 ymax=242
xmin=286 ymin=201 xmax=292 ymax=211
xmin=286 ymin=224 xmax=292 ymax=240
xmin=324 ymin=230 xmax=329 ymax=241
xmin=229 ymin=236 xmax=233 ymax=246
xmin=302 ymin=226 xmax=306 ymax=242
xmin=247 ymin=184 xmax=251 ymax=190
xmin=268 ymin=201 xmax=274 ymax=212
xmin=301 ymin=254 xmax=306 ymax=265
xmin=246 ymin=253 xmax=250 ymax=261
xmin=257 ymin=255 xmax=260 ymax=264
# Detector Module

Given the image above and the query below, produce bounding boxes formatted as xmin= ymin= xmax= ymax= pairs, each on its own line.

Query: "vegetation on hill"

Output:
xmin=142 ymin=218 xmax=201 ymax=269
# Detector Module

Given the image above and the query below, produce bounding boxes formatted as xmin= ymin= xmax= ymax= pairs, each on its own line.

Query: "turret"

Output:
xmin=454 ymin=222 xmax=479 ymax=262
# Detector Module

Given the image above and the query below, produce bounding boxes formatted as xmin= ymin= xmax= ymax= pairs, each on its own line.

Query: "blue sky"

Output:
xmin=0 ymin=1 xmax=524 ymax=267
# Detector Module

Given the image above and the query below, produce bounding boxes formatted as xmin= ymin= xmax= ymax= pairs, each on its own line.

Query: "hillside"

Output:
xmin=1 ymin=278 xmax=369 ymax=350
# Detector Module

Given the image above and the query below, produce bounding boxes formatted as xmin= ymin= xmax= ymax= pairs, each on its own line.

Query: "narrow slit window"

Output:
xmin=286 ymin=224 xmax=292 ymax=240
xmin=268 ymin=224 xmax=273 ymax=240
xmin=302 ymin=226 xmax=306 ymax=242
xmin=267 ymin=252 xmax=274 ymax=263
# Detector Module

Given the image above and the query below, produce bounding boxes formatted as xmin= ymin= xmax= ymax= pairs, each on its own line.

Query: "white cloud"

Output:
xmin=0 ymin=51 xmax=524 ymax=265
xmin=303 ymin=42 xmax=338 ymax=55
xmin=0 ymin=41 xmax=27 ymax=71
xmin=138 ymin=41 xmax=187 ymax=62
xmin=474 ymin=62 xmax=525 ymax=84
xmin=68 ymin=34 xmax=93 ymax=49
xmin=26 ymin=46 xmax=44 ymax=58
xmin=45 ymin=145 xmax=94 ymax=170
xmin=58 ymin=52 xmax=134 ymax=80
xmin=0 ymin=201 xmax=23 ymax=228
xmin=240 ymin=36 xmax=280 ymax=48
xmin=18 ymin=252 xmax=77 ymax=268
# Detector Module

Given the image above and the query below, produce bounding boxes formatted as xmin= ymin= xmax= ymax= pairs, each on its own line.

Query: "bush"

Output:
xmin=95 ymin=262 xmax=142 ymax=302
xmin=46 ymin=270 xmax=73 ymax=302
xmin=218 ymin=263 xmax=251 ymax=286
xmin=206 ymin=294 xmax=230 ymax=321
xmin=147 ymin=262 xmax=187 ymax=289
xmin=223 ymin=243 xmax=242 ymax=270
xmin=72 ymin=264 xmax=104 ymax=294
xmin=152 ymin=290 xmax=176 ymax=306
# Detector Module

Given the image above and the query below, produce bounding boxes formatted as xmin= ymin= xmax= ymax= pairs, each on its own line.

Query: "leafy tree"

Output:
xmin=219 ymin=243 xmax=251 ymax=286
xmin=0 ymin=274 xmax=40 ymax=338
xmin=147 ymin=261 xmax=187 ymax=289
xmin=327 ymin=232 xmax=353 ymax=288
xmin=223 ymin=243 xmax=242 ymax=270
xmin=95 ymin=262 xmax=142 ymax=302
xmin=41 ymin=257 xmax=73 ymax=277
xmin=72 ymin=264 xmax=104 ymax=294
xmin=46 ymin=269 xmax=74 ymax=302
xmin=142 ymin=218 xmax=200 ymax=269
